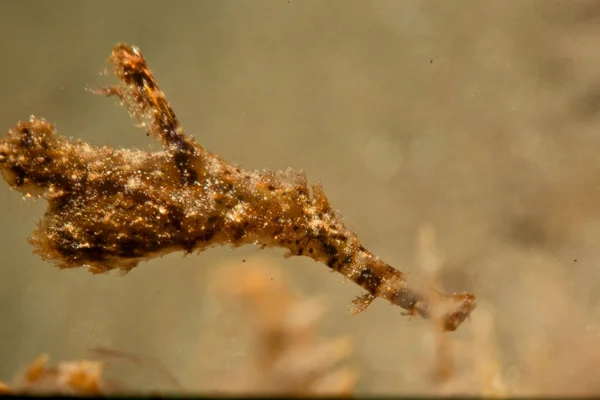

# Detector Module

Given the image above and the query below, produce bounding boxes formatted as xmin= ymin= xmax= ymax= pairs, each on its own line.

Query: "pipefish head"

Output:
xmin=440 ymin=292 xmax=477 ymax=332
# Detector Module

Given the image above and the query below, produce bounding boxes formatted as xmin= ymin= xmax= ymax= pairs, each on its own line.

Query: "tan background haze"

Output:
xmin=1 ymin=0 xmax=600 ymax=395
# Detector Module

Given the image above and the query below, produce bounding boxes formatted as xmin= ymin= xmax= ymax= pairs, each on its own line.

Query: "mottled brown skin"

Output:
xmin=0 ymin=44 xmax=475 ymax=331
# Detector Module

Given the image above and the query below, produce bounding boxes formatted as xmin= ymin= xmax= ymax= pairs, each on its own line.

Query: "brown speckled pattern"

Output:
xmin=0 ymin=44 xmax=475 ymax=331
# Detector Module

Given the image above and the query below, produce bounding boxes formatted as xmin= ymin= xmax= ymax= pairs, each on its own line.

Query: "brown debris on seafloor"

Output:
xmin=0 ymin=43 xmax=475 ymax=331
xmin=2 ymin=354 xmax=103 ymax=395
xmin=0 ymin=381 xmax=10 ymax=394
xmin=1 ymin=263 xmax=354 ymax=396
xmin=213 ymin=261 xmax=357 ymax=396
